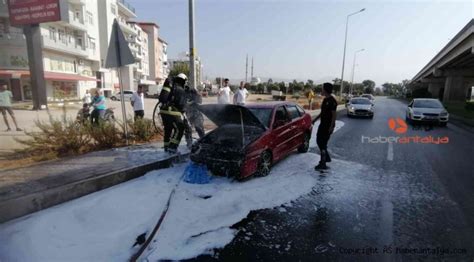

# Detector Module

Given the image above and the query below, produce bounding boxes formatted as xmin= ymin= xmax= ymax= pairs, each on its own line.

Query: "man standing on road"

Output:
xmin=131 ymin=86 xmax=145 ymax=121
xmin=217 ymin=78 xmax=232 ymax=104
xmin=0 ymin=84 xmax=22 ymax=131
xmin=234 ymin=81 xmax=250 ymax=105
xmin=313 ymin=82 xmax=337 ymax=171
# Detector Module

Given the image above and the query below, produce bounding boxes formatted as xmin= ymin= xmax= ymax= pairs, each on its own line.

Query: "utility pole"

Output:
xmin=339 ymin=8 xmax=365 ymax=96
xmin=188 ymin=0 xmax=196 ymax=89
xmin=245 ymin=54 xmax=248 ymax=83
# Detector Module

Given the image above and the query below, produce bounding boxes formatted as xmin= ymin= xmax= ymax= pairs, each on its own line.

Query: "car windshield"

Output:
xmin=351 ymin=99 xmax=372 ymax=105
xmin=248 ymin=108 xmax=273 ymax=128
xmin=361 ymin=95 xmax=372 ymax=99
xmin=413 ymin=100 xmax=443 ymax=108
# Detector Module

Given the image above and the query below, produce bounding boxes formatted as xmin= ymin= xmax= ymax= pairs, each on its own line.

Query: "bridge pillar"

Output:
xmin=428 ymin=82 xmax=444 ymax=100
xmin=443 ymin=76 xmax=470 ymax=102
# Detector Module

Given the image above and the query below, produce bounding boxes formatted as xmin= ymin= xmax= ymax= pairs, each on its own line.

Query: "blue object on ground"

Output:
xmin=183 ymin=162 xmax=211 ymax=184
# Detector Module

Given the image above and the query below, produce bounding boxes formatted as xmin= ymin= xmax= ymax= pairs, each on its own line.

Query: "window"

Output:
xmin=86 ymin=11 xmax=93 ymax=25
xmin=111 ymin=4 xmax=117 ymax=15
xmin=58 ymin=29 xmax=66 ymax=43
xmin=296 ymin=105 xmax=305 ymax=116
xmin=49 ymin=27 xmax=56 ymax=40
xmin=274 ymin=106 xmax=289 ymax=123
xmin=286 ymin=105 xmax=300 ymax=120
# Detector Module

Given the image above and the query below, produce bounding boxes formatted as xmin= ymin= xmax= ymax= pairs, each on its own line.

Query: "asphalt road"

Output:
xmin=192 ymin=97 xmax=474 ymax=261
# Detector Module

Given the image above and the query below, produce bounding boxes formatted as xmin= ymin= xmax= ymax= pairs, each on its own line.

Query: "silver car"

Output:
xmin=346 ymin=97 xmax=374 ymax=118
xmin=405 ymin=98 xmax=449 ymax=126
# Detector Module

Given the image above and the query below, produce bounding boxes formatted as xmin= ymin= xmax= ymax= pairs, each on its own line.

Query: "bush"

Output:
xmin=15 ymin=118 xmax=91 ymax=158
xmin=88 ymin=122 xmax=123 ymax=149
xmin=465 ymin=101 xmax=474 ymax=111
xmin=129 ymin=118 xmax=155 ymax=142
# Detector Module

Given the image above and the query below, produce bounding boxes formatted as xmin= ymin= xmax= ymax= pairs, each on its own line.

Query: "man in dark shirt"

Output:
xmin=313 ymin=83 xmax=338 ymax=171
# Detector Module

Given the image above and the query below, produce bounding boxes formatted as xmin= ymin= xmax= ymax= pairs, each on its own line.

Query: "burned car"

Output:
xmin=190 ymin=102 xmax=313 ymax=179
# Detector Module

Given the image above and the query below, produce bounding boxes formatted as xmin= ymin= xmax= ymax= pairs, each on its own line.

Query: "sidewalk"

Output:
xmin=0 ymin=142 xmax=189 ymax=223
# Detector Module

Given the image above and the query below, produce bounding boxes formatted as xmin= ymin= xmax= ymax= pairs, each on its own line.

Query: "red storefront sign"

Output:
xmin=8 ymin=0 xmax=61 ymax=26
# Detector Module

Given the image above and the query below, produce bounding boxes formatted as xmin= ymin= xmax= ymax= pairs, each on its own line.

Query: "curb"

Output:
xmin=0 ymin=153 xmax=188 ymax=224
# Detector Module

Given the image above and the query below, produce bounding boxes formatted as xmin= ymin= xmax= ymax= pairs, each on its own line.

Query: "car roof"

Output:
xmin=245 ymin=101 xmax=298 ymax=109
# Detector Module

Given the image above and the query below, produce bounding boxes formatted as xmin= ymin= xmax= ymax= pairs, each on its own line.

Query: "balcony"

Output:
xmin=67 ymin=11 xmax=87 ymax=31
xmin=42 ymin=36 xmax=88 ymax=57
xmin=0 ymin=33 xmax=26 ymax=46
xmin=118 ymin=17 xmax=137 ymax=35
xmin=117 ymin=0 xmax=136 ymax=18
xmin=68 ymin=0 xmax=86 ymax=5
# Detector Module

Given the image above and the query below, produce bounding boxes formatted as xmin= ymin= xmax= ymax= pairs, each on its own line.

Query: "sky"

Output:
xmin=131 ymin=0 xmax=473 ymax=86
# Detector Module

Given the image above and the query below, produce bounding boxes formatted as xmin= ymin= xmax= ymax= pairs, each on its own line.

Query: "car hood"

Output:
xmin=197 ymin=104 xmax=267 ymax=130
xmin=351 ymin=104 xmax=372 ymax=110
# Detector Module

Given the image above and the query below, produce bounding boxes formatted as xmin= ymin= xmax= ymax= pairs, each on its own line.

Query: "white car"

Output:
xmin=405 ymin=98 xmax=449 ymax=126
xmin=110 ymin=90 xmax=134 ymax=101
xmin=346 ymin=97 xmax=374 ymax=118
xmin=361 ymin=94 xmax=375 ymax=102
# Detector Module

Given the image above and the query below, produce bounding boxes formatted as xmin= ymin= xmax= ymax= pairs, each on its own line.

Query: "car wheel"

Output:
xmin=298 ymin=133 xmax=310 ymax=153
xmin=405 ymin=115 xmax=411 ymax=124
xmin=111 ymin=97 xmax=117 ymax=101
xmin=439 ymin=122 xmax=447 ymax=127
xmin=256 ymin=150 xmax=272 ymax=177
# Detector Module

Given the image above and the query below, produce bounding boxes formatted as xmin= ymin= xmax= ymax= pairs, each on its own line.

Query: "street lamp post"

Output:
xmin=339 ymin=8 xmax=365 ymax=96
xmin=350 ymin=48 xmax=365 ymax=95
xmin=188 ymin=0 xmax=196 ymax=89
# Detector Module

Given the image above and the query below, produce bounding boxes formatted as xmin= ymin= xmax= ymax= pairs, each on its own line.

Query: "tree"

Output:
xmin=362 ymin=79 xmax=375 ymax=94
xmin=374 ymin=87 xmax=383 ymax=96
xmin=169 ymin=62 xmax=189 ymax=79
xmin=268 ymin=78 xmax=274 ymax=85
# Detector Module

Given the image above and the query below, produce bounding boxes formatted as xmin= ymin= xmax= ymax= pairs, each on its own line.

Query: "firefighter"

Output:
xmin=165 ymin=73 xmax=188 ymax=153
xmin=184 ymin=84 xmax=205 ymax=148
xmin=158 ymin=78 xmax=174 ymax=151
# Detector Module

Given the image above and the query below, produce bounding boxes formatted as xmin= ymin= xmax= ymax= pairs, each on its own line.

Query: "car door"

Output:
xmin=285 ymin=105 xmax=304 ymax=151
xmin=270 ymin=106 xmax=292 ymax=161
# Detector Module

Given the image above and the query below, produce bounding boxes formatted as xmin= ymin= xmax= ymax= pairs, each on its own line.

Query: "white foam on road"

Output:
xmin=387 ymin=142 xmax=394 ymax=161
xmin=0 ymin=153 xmax=323 ymax=261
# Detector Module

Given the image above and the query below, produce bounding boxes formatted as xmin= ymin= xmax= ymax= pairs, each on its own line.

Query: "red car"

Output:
xmin=190 ymin=102 xmax=313 ymax=180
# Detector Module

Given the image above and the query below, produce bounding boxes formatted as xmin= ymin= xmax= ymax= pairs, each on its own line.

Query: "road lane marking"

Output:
xmin=387 ymin=143 xmax=394 ymax=161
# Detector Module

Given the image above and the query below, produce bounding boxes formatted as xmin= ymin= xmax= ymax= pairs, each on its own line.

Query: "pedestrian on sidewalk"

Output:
xmin=82 ymin=89 xmax=92 ymax=104
xmin=307 ymin=88 xmax=315 ymax=110
xmin=131 ymin=86 xmax=145 ymax=121
xmin=234 ymin=81 xmax=250 ymax=105
xmin=0 ymin=84 xmax=22 ymax=131
xmin=217 ymin=78 xmax=232 ymax=104
xmin=91 ymin=89 xmax=106 ymax=125
xmin=313 ymin=83 xmax=337 ymax=171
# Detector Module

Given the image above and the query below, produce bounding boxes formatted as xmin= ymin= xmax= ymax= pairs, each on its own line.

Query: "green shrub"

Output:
xmin=15 ymin=118 xmax=90 ymax=158
xmin=88 ymin=122 xmax=123 ymax=149
xmin=129 ymin=118 xmax=155 ymax=142
xmin=465 ymin=101 xmax=474 ymax=111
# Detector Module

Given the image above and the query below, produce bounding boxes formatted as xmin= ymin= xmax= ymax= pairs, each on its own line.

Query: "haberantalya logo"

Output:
xmin=361 ymin=118 xmax=449 ymax=144
xmin=388 ymin=118 xmax=407 ymax=134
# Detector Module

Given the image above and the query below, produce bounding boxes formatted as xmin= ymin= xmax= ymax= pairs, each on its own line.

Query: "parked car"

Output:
xmin=361 ymin=94 xmax=375 ymax=102
xmin=406 ymin=98 xmax=449 ymax=126
xmin=346 ymin=97 xmax=374 ymax=118
xmin=190 ymin=102 xmax=313 ymax=180
xmin=110 ymin=90 xmax=134 ymax=101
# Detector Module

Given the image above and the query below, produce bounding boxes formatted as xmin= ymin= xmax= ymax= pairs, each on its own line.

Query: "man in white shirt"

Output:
xmin=217 ymin=78 xmax=232 ymax=104
xmin=82 ymin=89 xmax=92 ymax=104
xmin=0 ymin=84 xmax=22 ymax=131
xmin=131 ymin=86 xmax=145 ymax=121
xmin=234 ymin=81 xmax=250 ymax=105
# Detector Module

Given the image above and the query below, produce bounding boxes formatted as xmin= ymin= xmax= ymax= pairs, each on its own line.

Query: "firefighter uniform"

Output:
xmin=158 ymin=81 xmax=174 ymax=151
xmin=167 ymin=83 xmax=187 ymax=150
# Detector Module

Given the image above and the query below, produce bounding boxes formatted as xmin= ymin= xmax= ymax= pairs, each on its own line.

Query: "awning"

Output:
xmin=0 ymin=70 xmax=98 ymax=82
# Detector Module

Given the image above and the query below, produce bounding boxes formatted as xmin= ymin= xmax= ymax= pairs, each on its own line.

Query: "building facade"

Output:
xmin=169 ymin=52 xmax=202 ymax=86
xmin=0 ymin=0 xmax=101 ymax=101
xmin=0 ymin=0 xmax=158 ymax=101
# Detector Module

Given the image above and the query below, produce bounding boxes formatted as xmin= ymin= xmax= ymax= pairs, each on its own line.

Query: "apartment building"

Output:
xmin=0 ymin=0 xmax=155 ymax=101
xmin=138 ymin=22 xmax=168 ymax=86
xmin=158 ymin=37 xmax=169 ymax=84
xmin=0 ymin=0 xmax=101 ymax=101
xmin=97 ymin=0 xmax=151 ymax=94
